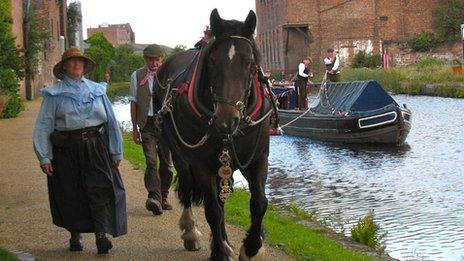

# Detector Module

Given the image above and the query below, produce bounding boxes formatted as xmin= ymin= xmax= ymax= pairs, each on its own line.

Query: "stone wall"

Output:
xmin=388 ymin=41 xmax=463 ymax=67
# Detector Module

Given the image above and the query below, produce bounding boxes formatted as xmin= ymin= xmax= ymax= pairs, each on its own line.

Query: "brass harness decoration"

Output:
xmin=218 ymin=148 xmax=233 ymax=202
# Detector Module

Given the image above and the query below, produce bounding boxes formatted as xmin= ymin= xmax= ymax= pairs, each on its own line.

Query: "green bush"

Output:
xmin=350 ymin=210 xmax=386 ymax=252
xmin=433 ymin=0 xmax=464 ymax=41
xmin=414 ymin=56 xmax=445 ymax=69
xmin=0 ymin=8 xmax=24 ymax=118
xmin=408 ymin=32 xmax=439 ymax=52
xmin=2 ymin=94 xmax=24 ymax=118
xmin=351 ymin=51 xmax=381 ymax=68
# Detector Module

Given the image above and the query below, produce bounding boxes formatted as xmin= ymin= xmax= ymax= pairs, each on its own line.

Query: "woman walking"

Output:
xmin=33 ymin=47 xmax=127 ymax=254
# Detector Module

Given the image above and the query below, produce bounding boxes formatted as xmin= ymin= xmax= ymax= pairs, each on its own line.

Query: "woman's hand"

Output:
xmin=40 ymin=163 xmax=54 ymax=176
xmin=132 ymin=129 xmax=142 ymax=144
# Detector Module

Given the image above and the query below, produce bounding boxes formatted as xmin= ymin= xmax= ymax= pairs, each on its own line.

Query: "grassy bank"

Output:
xmin=340 ymin=58 xmax=464 ymax=98
xmin=0 ymin=247 xmax=17 ymax=261
xmin=121 ymin=134 xmax=376 ymax=260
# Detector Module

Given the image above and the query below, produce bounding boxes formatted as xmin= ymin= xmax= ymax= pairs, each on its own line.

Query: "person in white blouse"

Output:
xmin=324 ymin=48 xmax=341 ymax=82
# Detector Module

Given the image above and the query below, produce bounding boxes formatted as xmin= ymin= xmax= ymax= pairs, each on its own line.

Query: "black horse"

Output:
xmin=154 ymin=9 xmax=275 ymax=260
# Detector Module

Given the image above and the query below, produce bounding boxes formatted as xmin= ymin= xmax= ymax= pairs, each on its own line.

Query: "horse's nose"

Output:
xmin=214 ymin=116 xmax=240 ymax=134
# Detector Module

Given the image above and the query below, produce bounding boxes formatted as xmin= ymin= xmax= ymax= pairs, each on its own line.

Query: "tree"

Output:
xmin=109 ymin=44 xmax=144 ymax=82
xmin=433 ymin=0 xmax=464 ymax=41
xmin=0 ymin=3 xmax=24 ymax=118
xmin=24 ymin=8 xmax=48 ymax=78
xmin=67 ymin=2 xmax=81 ymax=47
xmin=84 ymin=33 xmax=114 ymax=82
xmin=168 ymin=44 xmax=187 ymax=57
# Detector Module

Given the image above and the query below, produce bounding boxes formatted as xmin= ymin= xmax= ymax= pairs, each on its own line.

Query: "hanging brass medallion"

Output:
xmin=218 ymin=165 xmax=232 ymax=179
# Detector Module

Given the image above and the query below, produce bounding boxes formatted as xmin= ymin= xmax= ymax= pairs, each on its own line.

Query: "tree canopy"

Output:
xmin=109 ymin=44 xmax=144 ymax=82
xmin=84 ymin=33 xmax=114 ymax=82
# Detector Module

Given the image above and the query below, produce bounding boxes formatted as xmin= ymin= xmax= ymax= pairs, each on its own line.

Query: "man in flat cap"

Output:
xmin=129 ymin=44 xmax=173 ymax=215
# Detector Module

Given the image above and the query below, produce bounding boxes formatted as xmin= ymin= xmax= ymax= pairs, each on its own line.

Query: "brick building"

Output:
xmin=10 ymin=0 xmax=68 ymax=99
xmin=87 ymin=23 xmax=135 ymax=46
xmin=255 ymin=0 xmax=441 ymax=75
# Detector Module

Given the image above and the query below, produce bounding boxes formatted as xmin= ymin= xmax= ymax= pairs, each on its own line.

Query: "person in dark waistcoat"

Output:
xmin=33 ymin=48 xmax=127 ymax=254
xmin=129 ymin=44 xmax=174 ymax=215
xmin=324 ymin=48 xmax=341 ymax=82
xmin=295 ymin=57 xmax=313 ymax=110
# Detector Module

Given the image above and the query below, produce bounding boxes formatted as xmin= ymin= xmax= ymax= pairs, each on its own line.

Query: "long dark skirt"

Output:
xmin=48 ymin=134 xmax=127 ymax=237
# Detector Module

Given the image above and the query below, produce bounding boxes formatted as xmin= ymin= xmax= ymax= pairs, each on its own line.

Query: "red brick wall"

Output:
xmin=10 ymin=1 xmax=26 ymax=98
xmin=256 ymin=0 xmax=442 ymax=73
xmin=87 ymin=25 xmax=133 ymax=46
xmin=32 ymin=0 xmax=67 ymax=93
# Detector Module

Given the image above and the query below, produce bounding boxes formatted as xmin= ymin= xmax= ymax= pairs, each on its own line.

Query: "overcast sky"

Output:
xmin=74 ymin=0 xmax=256 ymax=48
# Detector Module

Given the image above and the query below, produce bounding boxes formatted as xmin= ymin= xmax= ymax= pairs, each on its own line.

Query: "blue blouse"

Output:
xmin=33 ymin=76 xmax=123 ymax=165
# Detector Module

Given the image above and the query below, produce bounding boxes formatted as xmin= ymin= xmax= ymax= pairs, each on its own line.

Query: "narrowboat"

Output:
xmin=273 ymin=80 xmax=411 ymax=144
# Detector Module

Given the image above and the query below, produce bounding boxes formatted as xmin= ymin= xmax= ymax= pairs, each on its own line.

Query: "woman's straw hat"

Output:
xmin=53 ymin=47 xmax=96 ymax=79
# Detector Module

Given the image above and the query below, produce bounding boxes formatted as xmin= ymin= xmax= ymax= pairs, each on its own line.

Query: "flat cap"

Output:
xmin=143 ymin=44 xmax=165 ymax=58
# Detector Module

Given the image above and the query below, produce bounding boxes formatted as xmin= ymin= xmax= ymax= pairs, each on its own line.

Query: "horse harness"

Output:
xmin=155 ymin=35 xmax=279 ymax=202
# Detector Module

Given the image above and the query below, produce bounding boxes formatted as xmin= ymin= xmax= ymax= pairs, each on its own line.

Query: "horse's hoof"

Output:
xmin=239 ymin=244 xmax=265 ymax=261
xmin=184 ymin=240 xmax=201 ymax=251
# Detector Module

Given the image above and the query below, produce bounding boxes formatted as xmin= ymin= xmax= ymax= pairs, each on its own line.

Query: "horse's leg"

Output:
xmin=175 ymin=157 xmax=202 ymax=251
xmin=199 ymin=172 xmax=234 ymax=261
xmin=239 ymin=155 xmax=268 ymax=261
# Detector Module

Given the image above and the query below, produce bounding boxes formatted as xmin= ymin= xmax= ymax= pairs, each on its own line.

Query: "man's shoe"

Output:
xmin=95 ymin=232 xmax=113 ymax=254
xmin=69 ymin=232 xmax=83 ymax=251
xmin=162 ymin=199 xmax=173 ymax=210
xmin=145 ymin=198 xmax=163 ymax=215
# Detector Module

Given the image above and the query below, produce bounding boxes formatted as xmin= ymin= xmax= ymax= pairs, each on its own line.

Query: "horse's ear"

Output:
xmin=242 ymin=10 xmax=256 ymax=37
xmin=210 ymin=8 xmax=223 ymax=37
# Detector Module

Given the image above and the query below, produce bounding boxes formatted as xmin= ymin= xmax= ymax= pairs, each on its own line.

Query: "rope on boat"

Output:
xmin=279 ymin=107 xmax=313 ymax=129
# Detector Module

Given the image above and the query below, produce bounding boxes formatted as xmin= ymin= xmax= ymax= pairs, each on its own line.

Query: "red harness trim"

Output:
xmin=176 ymin=56 xmax=266 ymax=120
xmin=186 ymin=56 xmax=203 ymax=118
xmin=249 ymin=75 xmax=263 ymax=119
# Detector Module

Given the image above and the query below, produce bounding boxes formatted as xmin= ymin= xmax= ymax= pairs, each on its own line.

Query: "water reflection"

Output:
xmin=112 ymin=94 xmax=464 ymax=260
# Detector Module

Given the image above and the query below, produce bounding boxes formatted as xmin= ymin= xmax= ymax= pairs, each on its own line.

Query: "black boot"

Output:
xmin=145 ymin=198 xmax=163 ymax=215
xmin=95 ymin=232 xmax=112 ymax=254
xmin=69 ymin=232 xmax=83 ymax=251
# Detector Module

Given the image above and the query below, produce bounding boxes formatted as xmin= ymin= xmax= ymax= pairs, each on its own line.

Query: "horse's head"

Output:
xmin=207 ymin=9 xmax=258 ymax=135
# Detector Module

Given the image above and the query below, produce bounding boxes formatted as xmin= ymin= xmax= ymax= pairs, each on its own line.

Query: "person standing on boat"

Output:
xmin=130 ymin=44 xmax=174 ymax=215
xmin=295 ymin=57 xmax=313 ymax=110
xmin=324 ymin=48 xmax=341 ymax=82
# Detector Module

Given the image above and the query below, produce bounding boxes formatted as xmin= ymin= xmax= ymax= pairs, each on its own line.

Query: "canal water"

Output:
xmin=112 ymin=94 xmax=464 ymax=260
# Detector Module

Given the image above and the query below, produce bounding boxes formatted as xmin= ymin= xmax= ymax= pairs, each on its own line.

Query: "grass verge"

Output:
xmin=121 ymin=132 xmax=375 ymax=260
xmin=0 ymin=247 xmax=17 ymax=261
